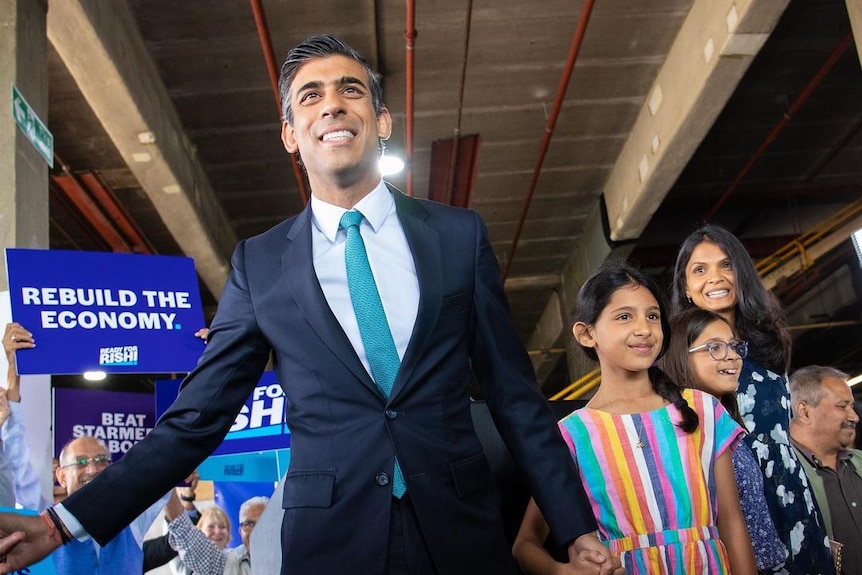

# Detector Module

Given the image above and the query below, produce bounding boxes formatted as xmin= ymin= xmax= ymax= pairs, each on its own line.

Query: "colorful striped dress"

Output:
xmin=558 ymin=388 xmax=743 ymax=574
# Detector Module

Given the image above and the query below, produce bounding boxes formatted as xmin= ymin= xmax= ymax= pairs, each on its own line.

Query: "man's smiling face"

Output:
xmin=281 ymin=54 xmax=391 ymax=192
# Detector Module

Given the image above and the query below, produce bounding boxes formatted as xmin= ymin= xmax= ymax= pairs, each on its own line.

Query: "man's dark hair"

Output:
xmin=278 ymin=34 xmax=385 ymax=125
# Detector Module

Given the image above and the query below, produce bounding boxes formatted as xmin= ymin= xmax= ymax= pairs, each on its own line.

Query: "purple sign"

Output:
xmin=53 ymin=388 xmax=156 ymax=461
xmin=156 ymin=371 xmax=290 ymax=456
xmin=5 ymin=248 xmax=206 ymax=375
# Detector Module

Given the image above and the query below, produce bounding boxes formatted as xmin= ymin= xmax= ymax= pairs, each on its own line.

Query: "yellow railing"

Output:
xmin=755 ymin=196 xmax=862 ymax=277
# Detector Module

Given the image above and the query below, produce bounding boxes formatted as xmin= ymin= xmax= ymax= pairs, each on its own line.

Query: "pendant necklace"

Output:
xmin=595 ymin=387 xmax=645 ymax=449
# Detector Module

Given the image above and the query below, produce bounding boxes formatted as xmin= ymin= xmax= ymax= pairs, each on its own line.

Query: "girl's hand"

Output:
xmin=567 ymin=533 xmax=624 ymax=575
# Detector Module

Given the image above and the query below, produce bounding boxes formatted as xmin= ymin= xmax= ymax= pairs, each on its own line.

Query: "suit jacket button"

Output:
xmin=375 ymin=472 xmax=390 ymax=486
xmin=385 ymin=409 xmax=397 ymax=420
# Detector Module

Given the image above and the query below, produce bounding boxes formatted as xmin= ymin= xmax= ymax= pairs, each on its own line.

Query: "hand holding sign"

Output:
xmin=4 ymin=323 xmax=35 ymax=364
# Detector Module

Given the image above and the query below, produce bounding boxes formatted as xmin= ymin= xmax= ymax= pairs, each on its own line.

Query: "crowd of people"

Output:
xmin=0 ymin=33 xmax=858 ymax=575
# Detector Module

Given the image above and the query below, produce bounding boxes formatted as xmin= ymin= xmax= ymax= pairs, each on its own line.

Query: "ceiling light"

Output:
xmin=848 ymin=373 xmax=862 ymax=387
xmin=83 ymin=371 xmax=107 ymax=381
xmin=851 ymin=228 xmax=862 ymax=267
xmin=379 ymin=155 xmax=404 ymax=176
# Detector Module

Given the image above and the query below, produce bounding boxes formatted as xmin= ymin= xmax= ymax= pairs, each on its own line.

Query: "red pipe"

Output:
xmin=445 ymin=0 xmax=474 ymax=203
xmin=405 ymin=0 xmax=417 ymax=196
xmin=503 ymin=0 xmax=596 ymax=280
xmin=704 ymin=32 xmax=852 ymax=221
xmin=51 ymin=174 xmax=131 ymax=253
xmin=249 ymin=0 xmax=309 ymax=205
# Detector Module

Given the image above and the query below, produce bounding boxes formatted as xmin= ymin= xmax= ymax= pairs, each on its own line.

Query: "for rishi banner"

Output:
xmin=5 ymin=248 xmax=205 ymax=374
xmin=53 ymin=388 xmax=155 ymax=461
xmin=156 ymin=371 xmax=290 ymax=457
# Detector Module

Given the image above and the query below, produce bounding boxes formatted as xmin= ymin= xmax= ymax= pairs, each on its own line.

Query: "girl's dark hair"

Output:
xmin=670 ymin=224 xmax=791 ymax=374
xmin=574 ymin=260 xmax=698 ymax=433
xmin=659 ymin=307 xmax=743 ymax=425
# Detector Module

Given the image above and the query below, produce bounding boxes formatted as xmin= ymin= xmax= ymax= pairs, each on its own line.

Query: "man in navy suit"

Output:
xmin=0 ymin=35 xmax=620 ymax=575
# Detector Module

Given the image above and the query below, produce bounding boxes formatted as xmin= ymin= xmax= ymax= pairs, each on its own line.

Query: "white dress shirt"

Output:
xmin=310 ymin=180 xmax=420 ymax=378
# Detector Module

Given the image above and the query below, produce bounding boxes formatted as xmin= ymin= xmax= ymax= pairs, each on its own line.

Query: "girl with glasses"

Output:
xmin=660 ymin=307 xmax=786 ymax=572
xmin=671 ymin=225 xmax=833 ymax=575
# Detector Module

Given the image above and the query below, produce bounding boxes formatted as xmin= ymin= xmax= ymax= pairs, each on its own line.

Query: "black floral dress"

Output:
xmin=737 ymin=359 xmax=834 ymax=575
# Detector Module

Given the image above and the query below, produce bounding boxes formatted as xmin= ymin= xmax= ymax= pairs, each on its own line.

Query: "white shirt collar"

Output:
xmin=310 ymin=180 xmax=393 ymax=242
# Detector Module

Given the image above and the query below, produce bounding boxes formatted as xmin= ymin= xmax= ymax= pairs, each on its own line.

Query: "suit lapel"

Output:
xmin=389 ymin=187 xmax=442 ymax=401
xmin=281 ymin=205 xmax=378 ymax=394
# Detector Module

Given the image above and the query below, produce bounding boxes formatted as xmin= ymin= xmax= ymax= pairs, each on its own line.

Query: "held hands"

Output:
xmin=567 ymin=533 xmax=624 ymax=575
xmin=0 ymin=513 xmax=59 ymax=574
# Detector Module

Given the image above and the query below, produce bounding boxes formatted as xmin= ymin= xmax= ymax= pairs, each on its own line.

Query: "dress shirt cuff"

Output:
xmin=53 ymin=503 xmax=89 ymax=541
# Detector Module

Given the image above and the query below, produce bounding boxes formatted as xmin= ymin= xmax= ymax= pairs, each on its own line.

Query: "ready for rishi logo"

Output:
xmin=99 ymin=345 xmax=139 ymax=366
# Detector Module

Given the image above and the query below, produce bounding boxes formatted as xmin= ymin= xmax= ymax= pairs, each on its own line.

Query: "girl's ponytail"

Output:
xmin=649 ymin=366 xmax=698 ymax=433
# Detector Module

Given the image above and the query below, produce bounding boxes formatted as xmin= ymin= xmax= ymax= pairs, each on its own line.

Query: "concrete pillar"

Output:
xmin=0 ymin=0 xmax=50 ymax=290
xmin=0 ymin=0 xmax=53 ymax=508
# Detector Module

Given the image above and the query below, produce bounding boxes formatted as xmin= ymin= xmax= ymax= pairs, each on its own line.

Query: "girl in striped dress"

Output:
xmin=513 ymin=261 xmax=756 ymax=575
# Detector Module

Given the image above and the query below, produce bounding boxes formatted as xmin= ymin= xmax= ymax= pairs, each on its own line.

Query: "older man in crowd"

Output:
xmin=789 ymin=365 xmax=862 ymax=575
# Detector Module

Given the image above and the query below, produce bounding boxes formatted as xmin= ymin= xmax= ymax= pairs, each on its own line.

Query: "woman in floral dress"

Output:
xmin=671 ymin=224 xmax=834 ymax=575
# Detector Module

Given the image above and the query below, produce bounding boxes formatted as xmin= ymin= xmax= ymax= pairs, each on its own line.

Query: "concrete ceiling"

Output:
xmin=41 ymin=0 xmax=862 ymax=393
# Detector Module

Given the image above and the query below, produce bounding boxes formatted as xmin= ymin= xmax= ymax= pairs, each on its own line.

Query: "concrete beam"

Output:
xmin=47 ymin=0 xmax=236 ymax=299
xmin=531 ymin=202 xmax=634 ymax=388
xmin=503 ymin=274 xmax=560 ymax=291
xmin=848 ymin=0 xmax=862 ymax=67
xmin=602 ymin=0 xmax=790 ymax=241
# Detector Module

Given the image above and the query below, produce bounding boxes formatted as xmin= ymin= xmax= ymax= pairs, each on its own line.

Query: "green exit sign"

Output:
xmin=12 ymin=84 xmax=53 ymax=167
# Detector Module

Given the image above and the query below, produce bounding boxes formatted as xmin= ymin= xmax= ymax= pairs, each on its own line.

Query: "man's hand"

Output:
xmin=176 ymin=470 xmax=200 ymax=511
xmin=0 ymin=513 xmax=60 ymax=574
xmin=568 ymin=533 xmax=624 ymax=575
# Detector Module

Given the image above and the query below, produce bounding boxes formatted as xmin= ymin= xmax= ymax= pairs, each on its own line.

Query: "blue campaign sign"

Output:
xmin=5 ymin=248 xmax=206 ymax=375
xmin=156 ymin=370 xmax=291 ymax=457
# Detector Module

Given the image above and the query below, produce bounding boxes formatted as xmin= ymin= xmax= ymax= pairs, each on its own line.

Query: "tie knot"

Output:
xmin=340 ymin=210 xmax=364 ymax=230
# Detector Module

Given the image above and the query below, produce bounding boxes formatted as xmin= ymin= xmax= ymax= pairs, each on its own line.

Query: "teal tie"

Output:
xmin=340 ymin=210 xmax=406 ymax=498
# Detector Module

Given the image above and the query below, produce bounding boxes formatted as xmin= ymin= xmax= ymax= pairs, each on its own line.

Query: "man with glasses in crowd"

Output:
xmin=52 ymin=436 xmax=169 ymax=574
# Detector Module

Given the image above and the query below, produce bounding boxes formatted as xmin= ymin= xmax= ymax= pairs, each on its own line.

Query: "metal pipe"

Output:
xmin=404 ymin=0 xmax=417 ymax=196
xmin=704 ymin=32 xmax=853 ymax=221
xmin=503 ymin=0 xmax=596 ymax=280
xmin=445 ymin=0 xmax=475 ymax=203
xmin=249 ymin=0 xmax=309 ymax=204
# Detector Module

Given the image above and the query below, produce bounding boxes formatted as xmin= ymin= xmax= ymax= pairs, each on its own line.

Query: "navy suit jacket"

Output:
xmin=65 ymin=187 xmax=597 ymax=574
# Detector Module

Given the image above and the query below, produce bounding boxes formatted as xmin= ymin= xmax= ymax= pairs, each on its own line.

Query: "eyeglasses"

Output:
xmin=61 ymin=454 xmax=112 ymax=469
xmin=688 ymin=339 xmax=748 ymax=361
xmin=239 ymin=520 xmax=257 ymax=532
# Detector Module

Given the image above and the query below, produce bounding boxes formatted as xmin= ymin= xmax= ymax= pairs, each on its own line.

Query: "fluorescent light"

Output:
xmin=848 ymin=373 xmax=862 ymax=387
xmin=379 ymin=155 xmax=404 ymax=176
xmin=83 ymin=371 xmax=107 ymax=381
xmin=852 ymin=228 xmax=862 ymax=267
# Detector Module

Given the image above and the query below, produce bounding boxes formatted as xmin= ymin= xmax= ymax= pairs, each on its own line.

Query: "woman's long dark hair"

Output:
xmin=574 ymin=260 xmax=698 ymax=433
xmin=670 ymin=224 xmax=791 ymax=374
xmin=659 ymin=307 xmax=743 ymax=425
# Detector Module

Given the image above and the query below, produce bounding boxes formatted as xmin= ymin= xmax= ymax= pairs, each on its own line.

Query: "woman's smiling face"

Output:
xmin=684 ymin=241 xmax=738 ymax=322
